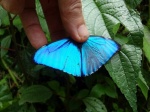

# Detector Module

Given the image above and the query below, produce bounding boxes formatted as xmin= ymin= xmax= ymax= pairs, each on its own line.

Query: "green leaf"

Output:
xmin=36 ymin=0 xmax=50 ymax=41
xmin=19 ymin=85 xmax=52 ymax=105
xmin=0 ymin=77 xmax=13 ymax=110
xmin=112 ymin=23 xmax=120 ymax=35
xmin=137 ymin=73 xmax=149 ymax=100
xmin=143 ymin=26 xmax=150 ymax=62
xmin=32 ymin=65 xmax=45 ymax=72
xmin=90 ymin=84 xmax=105 ymax=98
xmin=68 ymin=75 xmax=76 ymax=84
xmin=48 ymin=80 xmax=60 ymax=91
xmin=104 ymin=77 xmax=118 ymax=98
xmin=114 ymin=34 xmax=129 ymax=45
xmin=112 ymin=103 xmax=124 ymax=112
xmin=1 ymin=35 xmax=12 ymax=58
xmin=0 ymin=77 xmax=12 ymax=102
xmin=90 ymin=78 xmax=117 ymax=98
xmin=83 ymin=97 xmax=107 ymax=112
xmin=82 ymin=0 xmax=143 ymax=41
xmin=0 ymin=6 xmax=9 ymax=26
xmin=126 ymin=9 xmax=143 ymax=47
xmin=106 ymin=45 xmax=142 ymax=112
xmin=13 ymin=16 xmax=23 ymax=31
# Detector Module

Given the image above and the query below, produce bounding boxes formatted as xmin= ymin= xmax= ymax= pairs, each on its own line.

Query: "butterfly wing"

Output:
xmin=34 ymin=38 xmax=81 ymax=76
xmin=81 ymin=36 xmax=120 ymax=76
xmin=34 ymin=36 xmax=119 ymax=76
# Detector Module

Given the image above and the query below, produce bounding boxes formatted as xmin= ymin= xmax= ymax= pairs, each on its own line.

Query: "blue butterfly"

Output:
xmin=34 ymin=36 xmax=120 ymax=76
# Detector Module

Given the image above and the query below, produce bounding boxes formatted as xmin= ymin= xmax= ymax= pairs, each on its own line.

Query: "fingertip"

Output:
xmin=58 ymin=0 xmax=89 ymax=43
xmin=70 ymin=24 xmax=89 ymax=43
xmin=25 ymin=26 xmax=48 ymax=49
xmin=32 ymin=38 xmax=47 ymax=49
xmin=77 ymin=24 xmax=89 ymax=42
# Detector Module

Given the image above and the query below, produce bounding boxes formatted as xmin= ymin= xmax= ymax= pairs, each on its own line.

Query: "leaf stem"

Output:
xmin=1 ymin=58 xmax=19 ymax=87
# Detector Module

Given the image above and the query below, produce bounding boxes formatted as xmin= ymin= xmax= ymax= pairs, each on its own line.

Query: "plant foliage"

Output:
xmin=0 ymin=0 xmax=150 ymax=112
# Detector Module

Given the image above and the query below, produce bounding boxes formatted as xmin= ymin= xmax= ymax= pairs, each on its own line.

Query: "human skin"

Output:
xmin=0 ymin=0 xmax=89 ymax=49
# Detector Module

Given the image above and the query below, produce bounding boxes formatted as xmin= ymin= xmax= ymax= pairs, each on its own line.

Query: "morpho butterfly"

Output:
xmin=34 ymin=35 xmax=120 ymax=76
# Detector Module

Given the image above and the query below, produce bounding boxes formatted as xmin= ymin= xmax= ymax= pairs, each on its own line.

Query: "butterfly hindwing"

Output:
xmin=81 ymin=36 xmax=119 ymax=76
xmin=34 ymin=38 xmax=81 ymax=76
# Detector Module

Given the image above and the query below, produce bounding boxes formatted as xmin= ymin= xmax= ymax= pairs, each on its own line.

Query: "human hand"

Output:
xmin=0 ymin=0 xmax=89 ymax=49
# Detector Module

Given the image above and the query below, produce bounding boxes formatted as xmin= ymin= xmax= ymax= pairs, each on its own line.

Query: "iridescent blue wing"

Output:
xmin=81 ymin=36 xmax=120 ymax=76
xmin=34 ymin=38 xmax=81 ymax=76
xmin=34 ymin=36 xmax=119 ymax=77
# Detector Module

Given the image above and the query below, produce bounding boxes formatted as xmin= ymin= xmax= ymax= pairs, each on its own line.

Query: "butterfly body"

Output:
xmin=34 ymin=36 xmax=120 ymax=76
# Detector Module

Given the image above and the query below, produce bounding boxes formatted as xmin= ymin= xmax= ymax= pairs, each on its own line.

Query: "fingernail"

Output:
xmin=78 ymin=24 xmax=89 ymax=42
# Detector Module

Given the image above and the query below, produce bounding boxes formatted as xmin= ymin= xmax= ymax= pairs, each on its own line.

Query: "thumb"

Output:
xmin=0 ymin=0 xmax=24 ymax=14
xmin=58 ymin=0 xmax=89 ymax=42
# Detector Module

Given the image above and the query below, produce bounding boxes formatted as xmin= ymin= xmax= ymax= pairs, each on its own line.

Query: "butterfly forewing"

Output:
xmin=34 ymin=38 xmax=81 ymax=76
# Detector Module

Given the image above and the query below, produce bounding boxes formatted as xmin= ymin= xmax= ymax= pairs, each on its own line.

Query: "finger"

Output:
xmin=58 ymin=0 xmax=89 ymax=42
xmin=40 ymin=0 xmax=68 ymax=41
xmin=0 ymin=0 xmax=24 ymax=14
xmin=19 ymin=0 xmax=47 ymax=49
